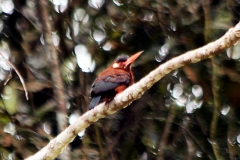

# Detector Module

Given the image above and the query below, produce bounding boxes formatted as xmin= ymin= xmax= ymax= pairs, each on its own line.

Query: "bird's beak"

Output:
xmin=124 ymin=51 xmax=143 ymax=67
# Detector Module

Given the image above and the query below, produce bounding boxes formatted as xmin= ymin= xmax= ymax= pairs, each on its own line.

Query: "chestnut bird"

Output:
xmin=88 ymin=51 xmax=143 ymax=110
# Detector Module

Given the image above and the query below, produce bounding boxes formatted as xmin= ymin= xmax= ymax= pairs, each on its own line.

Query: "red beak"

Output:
xmin=124 ymin=51 xmax=143 ymax=67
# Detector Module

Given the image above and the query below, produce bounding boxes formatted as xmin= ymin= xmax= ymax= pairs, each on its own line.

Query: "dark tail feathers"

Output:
xmin=88 ymin=96 xmax=101 ymax=110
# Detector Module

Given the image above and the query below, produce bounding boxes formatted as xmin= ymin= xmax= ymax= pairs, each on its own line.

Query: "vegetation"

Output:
xmin=0 ymin=0 xmax=240 ymax=159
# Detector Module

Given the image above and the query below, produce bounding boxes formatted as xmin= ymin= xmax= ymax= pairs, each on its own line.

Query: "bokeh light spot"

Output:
xmin=221 ymin=105 xmax=230 ymax=115
xmin=192 ymin=85 xmax=203 ymax=98
xmin=74 ymin=8 xmax=89 ymax=23
xmin=156 ymin=44 xmax=169 ymax=62
xmin=75 ymin=45 xmax=95 ymax=72
xmin=237 ymin=134 xmax=240 ymax=144
xmin=113 ymin=0 xmax=124 ymax=6
xmin=4 ymin=123 xmax=15 ymax=135
xmin=103 ymin=41 xmax=112 ymax=51
xmin=172 ymin=84 xmax=183 ymax=98
xmin=52 ymin=32 xmax=60 ymax=46
xmin=93 ymin=29 xmax=106 ymax=42
xmin=1 ymin=0 xmax=14 ymax=14
xmin=226 ymin=45 xmax=240 ymax=60
xmin=88 ymin=0 xmax=104 ymax=9
xmin=43 ymin=122 xmax=51 ymax=134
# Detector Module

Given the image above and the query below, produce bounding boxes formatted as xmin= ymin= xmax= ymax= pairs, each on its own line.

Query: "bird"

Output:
xmin=88 ymin=51 xmax=143 ymax=110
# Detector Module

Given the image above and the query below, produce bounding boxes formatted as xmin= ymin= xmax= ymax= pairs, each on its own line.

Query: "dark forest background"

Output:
xmin=1 ymin=0 xmax=240 ymax=159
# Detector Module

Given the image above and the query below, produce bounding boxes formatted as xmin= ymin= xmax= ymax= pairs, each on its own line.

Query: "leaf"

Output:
xmin=2 ymin=83 xmax=18 ymax=115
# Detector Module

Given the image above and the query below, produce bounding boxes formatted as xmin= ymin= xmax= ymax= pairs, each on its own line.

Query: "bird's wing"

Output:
xmin=91 ymin=69 xmax=131 ymax=96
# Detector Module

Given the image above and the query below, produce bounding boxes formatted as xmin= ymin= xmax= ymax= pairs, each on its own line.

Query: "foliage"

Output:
xmin=0 ymin=0 xmax=240 ymax=159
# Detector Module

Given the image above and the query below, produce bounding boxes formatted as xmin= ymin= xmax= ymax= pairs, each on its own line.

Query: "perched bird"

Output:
xmin=88 ymin=51 xmax=143 ymax=110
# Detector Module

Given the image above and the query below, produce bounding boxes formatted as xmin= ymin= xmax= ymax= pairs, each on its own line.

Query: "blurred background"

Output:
xmin=0 ymin=0 xmax=240 ymax=159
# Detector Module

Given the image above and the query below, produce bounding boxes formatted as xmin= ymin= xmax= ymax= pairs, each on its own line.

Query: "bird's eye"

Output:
xmin=113 ymin=63 xmax=120 ymax=68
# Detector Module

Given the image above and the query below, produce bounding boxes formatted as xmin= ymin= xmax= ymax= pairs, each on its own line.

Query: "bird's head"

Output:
xmin=112 ymin=51 xmax=143 ymax=70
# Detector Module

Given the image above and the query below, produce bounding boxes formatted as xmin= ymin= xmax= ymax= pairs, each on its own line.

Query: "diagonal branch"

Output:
xmin=0 ymin=52 xmax=28 ymax=100
xmin=25 ymin=22 xmax=240 ymax=160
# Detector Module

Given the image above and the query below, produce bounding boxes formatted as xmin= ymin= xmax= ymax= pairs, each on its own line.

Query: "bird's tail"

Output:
xmin=88 ymin=96 xmax=101 ymax=110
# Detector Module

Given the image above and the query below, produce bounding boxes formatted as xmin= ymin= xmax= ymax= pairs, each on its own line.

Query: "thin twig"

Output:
xmin=4 ymin=67 xmax=12 ymax=85
xmin=0 ymin=52 xmax=29 ymax=100
xmin=201 ymin=0 xmax=224 ymax=158
xmin=157 ymin=105 xmax=176 ymax=160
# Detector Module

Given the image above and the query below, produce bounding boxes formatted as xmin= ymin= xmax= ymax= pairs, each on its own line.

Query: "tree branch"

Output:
xmin=25 ymin=22 xmax=240 ymax=160
xmin=0 ymin=52 xmax=28 ymax=100
xmin=157 ymin=105 xmax=176 ymax=160
xmin=37 ymin=0 xmax=69 ymax=159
